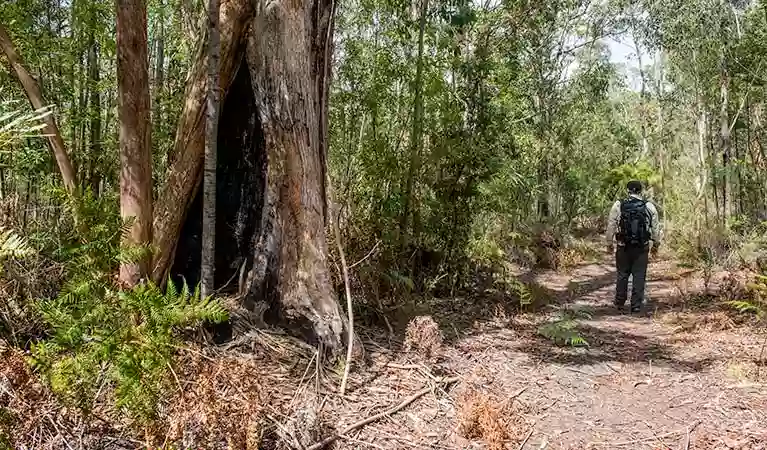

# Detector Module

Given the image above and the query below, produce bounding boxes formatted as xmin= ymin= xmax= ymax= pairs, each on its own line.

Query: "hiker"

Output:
xmin=605 ymin=180 xmax=660 ymax=313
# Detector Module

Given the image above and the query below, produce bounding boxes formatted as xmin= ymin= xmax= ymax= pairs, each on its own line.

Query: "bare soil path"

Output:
xmin=330 ymin=254 xmax=767 ymax=450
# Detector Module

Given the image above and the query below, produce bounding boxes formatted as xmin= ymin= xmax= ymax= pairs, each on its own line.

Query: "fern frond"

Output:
xmin=566 ymin=336 xmax=589 ymax=347
xmin=116 ymin=244 xmax=153 ymax=265
xmin=538 ymin=319 xmax=589 ymax=347
xmin=510 ymin=279 xmax=532 ymax=305
xmin=725 ymin=300 xmax=761 ymax=315
xmin=166 ymin=278 xmax=178 ymax=299
xmin=0 ymin=228 xmax=35 ymax=260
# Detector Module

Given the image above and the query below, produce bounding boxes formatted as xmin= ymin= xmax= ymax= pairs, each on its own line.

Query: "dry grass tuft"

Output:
xmin=661 ymin=310 xmax=738 ymax=333
xmin=456 ymin=388 xmax=524 ymax=450
xmin=720 ymin=271 xmax=752 ymax=302
xmin=404 ymin=315 xmax=443 ymax=358
xmin=724 ymin=359 xmax=763 ymax=383
xmin=274 ymin=395 xmax=331 ymax=450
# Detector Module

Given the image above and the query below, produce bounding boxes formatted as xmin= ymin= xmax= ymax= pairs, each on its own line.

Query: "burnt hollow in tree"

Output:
xmin=171 ymin=58 xmax=266 ymax=300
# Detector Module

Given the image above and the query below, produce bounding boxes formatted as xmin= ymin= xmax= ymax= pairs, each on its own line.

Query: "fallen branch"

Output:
xmin=306 ymin=376 xmax=460 ymax=450
xmin=328 ymin=174 xmax=354 ymax=396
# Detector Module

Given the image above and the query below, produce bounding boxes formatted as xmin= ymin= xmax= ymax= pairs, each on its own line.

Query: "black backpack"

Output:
xmin=617 ymin=197 xmax=650 ymax=247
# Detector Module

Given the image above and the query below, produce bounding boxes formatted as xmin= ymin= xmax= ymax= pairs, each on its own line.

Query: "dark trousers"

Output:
xmin=615 ymin=244 xmax=649 ymax=308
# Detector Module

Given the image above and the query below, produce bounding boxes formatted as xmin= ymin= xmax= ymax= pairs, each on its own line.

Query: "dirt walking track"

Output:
xmin=322 ymin=254 xmax=767 ymax=450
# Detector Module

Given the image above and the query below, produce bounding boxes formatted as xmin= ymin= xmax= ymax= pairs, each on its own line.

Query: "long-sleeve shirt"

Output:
xmin=605 ymin=194 xmax=661 ymax=247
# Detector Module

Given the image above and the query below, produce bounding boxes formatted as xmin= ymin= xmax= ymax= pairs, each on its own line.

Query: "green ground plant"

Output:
xmin=26 ymin=194 xmax=228 ymax=422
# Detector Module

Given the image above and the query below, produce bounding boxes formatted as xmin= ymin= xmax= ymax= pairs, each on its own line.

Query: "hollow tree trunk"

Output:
xmin=242 ymin=0 xmax=343 ymax=350
xmin=155 ymin=0 xmax=344 ymax=350
xmin=151 ymin=0 xmax=255 ymax=284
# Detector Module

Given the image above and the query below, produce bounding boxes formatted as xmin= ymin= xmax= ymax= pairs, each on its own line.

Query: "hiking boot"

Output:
xmin=630 ymin=305 xmax=641 ymax=314
xmin=613 ymin=301 xmax=625 ymax=312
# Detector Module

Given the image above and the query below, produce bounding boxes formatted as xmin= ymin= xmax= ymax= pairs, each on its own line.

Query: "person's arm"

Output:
xmin=605 ymin=200 xmax=620 ymax=246
xmin=646 ymin=202 xmax=661 ymax=247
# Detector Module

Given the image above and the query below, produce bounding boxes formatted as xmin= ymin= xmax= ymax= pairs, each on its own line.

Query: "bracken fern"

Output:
xmin=29 ymin=193 xmax=227 ymax=423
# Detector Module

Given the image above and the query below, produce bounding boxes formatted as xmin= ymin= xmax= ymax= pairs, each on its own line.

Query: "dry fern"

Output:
xmin=456 ymin=388 xmax=525 ymax=450
xmin=404 ymin=315 xmax=443 ymax=358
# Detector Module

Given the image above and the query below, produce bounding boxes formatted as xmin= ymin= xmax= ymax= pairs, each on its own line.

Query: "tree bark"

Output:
xmin=180 ymin=0 xmax=202 ymax=45
xmin=201 ymin=0 xmax=220 ymax=298
xmin=151 ymin=0 xmax=254 ymax=285
xmin=0 ymin=22 xmax=77 ymax=194
xmin=117 ymin=0 xmax=153 ymax=286
xmin=153 ymin=1 xmax=166 ymax=128
xmin=243 ymin=0 xmax=343 ymax=350
xmin=155 ymin=0 xmax=344 ymax=350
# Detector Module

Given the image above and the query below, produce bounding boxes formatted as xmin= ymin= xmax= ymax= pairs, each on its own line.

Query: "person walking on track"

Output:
xmin=605 ymin=180 xmax=661 ymax=313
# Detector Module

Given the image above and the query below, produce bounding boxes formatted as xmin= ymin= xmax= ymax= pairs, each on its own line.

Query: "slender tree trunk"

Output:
xmin=719 ymin=56 xmax=730 ymax=222
xmin=746 ymin=96 xmax=759 ymax=218
xmin=22 ymin=179 xmax=31 ymax=229
xmin=0 ymin=22 xmax=77 ymax=193
xmin=151 ymin=0 xmax=255 ymax=285
xmin=634 ymin=29 xmax=650 ymax=159
xmin=734 ymin=117 xmax=743 ymax=217
xmin=201 ymin=0 xmax=220 ymax=298
xmin=400 ymin=0 xmax=428 ymax=251
xmin=117 ymin=0 xmax=153 ymax=286
xmin=88 ymin=29 xmax=102 ymax=196
xmin=153 ymin=1 xmax=166 ymax=128
xmin=0 ymin=165 xmax=5 ymax=200
xmin=655 ymin=53 xmax=666 ymax=229
xmin=708 ymin=117 xmax=721 ymax=223
xmin=697 ymin=105 xmax=709 ymax=228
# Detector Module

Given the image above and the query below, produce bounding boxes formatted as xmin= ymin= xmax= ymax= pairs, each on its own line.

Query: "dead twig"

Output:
xmin=757 ymin=333 xmax=766 ymax=379
xmin=349 ymin=240 xmax=381 ymax=269
xmin=305 ymin=376 xmax=460 ymax=450
xmin=497 ymin=385 xmax=529 ymax=410
xmin=518 ymin=427 xmax=534 ymax=450
xmin=385 ymin=363 xmax=421 ymax=370
xmin=385 ymin=362 xmax=441 ymax=382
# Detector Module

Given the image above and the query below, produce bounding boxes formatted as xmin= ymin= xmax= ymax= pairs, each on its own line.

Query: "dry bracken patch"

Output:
xmin=404 ymin=315 xmax=443 ymax=358
xmin=456 ymin=387 xmax=526 ymax=450
xmin=164 ymin=351 xmax=265 ymax=449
